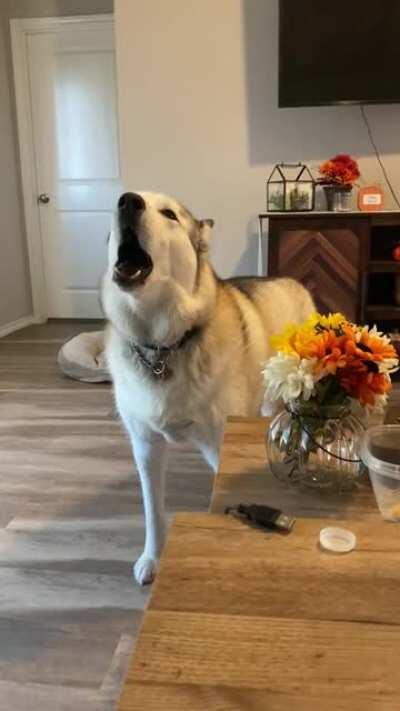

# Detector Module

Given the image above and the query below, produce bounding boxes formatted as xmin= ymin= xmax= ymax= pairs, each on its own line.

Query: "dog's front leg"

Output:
xmin=127 ymin=428 xmax=168 ymax=585
xmin=192 ymin=418 xmax=225 ymax=474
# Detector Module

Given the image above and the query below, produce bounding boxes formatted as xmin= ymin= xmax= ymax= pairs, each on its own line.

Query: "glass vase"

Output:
xmin=266 ymin=403 xmax=364 ymax=492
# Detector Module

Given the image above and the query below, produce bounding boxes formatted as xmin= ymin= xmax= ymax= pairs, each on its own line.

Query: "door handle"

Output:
xmin=38 ymin=193 xmax=50 ymax=204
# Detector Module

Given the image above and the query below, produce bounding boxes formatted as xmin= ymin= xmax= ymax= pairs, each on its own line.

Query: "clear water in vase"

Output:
xmin=266 ymin=404 xmax=364 ymax=492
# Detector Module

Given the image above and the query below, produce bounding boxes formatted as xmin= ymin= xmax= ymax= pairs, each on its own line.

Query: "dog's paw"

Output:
xmin=133 ymin=553 xmax=158 ymax=585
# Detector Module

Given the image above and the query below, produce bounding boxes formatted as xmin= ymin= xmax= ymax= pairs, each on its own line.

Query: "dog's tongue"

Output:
xmin=113 ymin=230 xmax=153 ymax=287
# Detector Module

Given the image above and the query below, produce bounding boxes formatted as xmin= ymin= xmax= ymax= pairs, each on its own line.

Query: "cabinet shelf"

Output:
xmin=366 ymin=305 xmax=400 ymax=320
xmin=264 ymin=212 xmax=400 ymax=324
xmin=368 ymin=261 xmax=400 ymax=274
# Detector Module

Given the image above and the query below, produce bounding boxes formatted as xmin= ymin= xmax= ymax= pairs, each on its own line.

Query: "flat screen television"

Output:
xmin=279 ymin=0 xmax=400 ymax=107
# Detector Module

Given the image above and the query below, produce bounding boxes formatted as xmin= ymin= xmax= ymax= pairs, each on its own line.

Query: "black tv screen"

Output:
xmin=279 ymin=0 xmax=400 ymax=107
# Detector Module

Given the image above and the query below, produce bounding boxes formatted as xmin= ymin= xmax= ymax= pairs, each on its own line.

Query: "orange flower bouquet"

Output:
xmin=263 ymin=313 xmax=398 ymax=491
xmin=318 ymin=154 xmax=360 ymax=188
xmin=318 ymin=154 xmax=360 ymax=211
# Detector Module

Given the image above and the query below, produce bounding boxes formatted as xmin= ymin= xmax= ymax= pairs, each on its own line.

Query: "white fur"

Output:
xmin=102 ymin=191 xmax=314 ymax=584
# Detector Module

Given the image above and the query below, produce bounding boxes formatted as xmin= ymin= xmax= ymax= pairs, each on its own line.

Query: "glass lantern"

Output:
xmin=267 ymin=163 xmax=315 ymax=212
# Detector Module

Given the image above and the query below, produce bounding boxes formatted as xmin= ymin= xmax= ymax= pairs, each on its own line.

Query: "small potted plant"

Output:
xmin=317 ymin=154 xmax=360 ymax=211
xmin=263 ymin=312 xmax=399 ymax=492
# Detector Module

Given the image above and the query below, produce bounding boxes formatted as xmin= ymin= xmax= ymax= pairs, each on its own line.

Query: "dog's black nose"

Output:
xmin=118 ymin=192 xmax=145 ymax=213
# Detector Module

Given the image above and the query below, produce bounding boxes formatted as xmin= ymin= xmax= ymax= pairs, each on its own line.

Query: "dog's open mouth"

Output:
xmin=113 ymin=233 xmax=153 ymax=290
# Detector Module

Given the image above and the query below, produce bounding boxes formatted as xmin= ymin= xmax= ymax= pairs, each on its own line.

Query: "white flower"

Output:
xmin=378 ymin=358 xmax=399 ymax=375
xmin=262 ymin=352 xmax=317 ymax=405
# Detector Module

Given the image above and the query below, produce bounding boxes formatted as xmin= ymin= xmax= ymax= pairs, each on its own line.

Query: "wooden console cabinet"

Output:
xmin=260 ymin=211 xmax=400 ymax=330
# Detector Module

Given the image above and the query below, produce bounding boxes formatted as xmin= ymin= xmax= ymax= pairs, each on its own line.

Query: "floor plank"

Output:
xmin=0 ymin=320 xmax=212 ymax=710
xmin=2 ymin=320 xmax=397 ymax=709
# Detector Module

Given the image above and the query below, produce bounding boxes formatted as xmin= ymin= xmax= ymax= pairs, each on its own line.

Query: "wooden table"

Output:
xmin=119 ymin=417 xmax=400 ymax=710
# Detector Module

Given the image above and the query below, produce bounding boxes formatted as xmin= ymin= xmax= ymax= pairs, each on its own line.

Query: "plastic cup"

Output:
xmin=361 ymin=425 xmax=400 ymax=521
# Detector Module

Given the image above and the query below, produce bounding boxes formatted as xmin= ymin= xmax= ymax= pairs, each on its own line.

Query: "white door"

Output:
xmin=26 ymin=19 xmax=121 ymax=318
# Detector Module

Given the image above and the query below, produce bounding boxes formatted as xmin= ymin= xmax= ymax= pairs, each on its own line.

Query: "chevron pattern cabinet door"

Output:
xmin=272 ymin=228 xmax=364 ymax=320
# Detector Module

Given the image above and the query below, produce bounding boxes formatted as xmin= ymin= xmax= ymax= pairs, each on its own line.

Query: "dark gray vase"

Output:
xmin=323 ymin=185 xmax=352 ymax=211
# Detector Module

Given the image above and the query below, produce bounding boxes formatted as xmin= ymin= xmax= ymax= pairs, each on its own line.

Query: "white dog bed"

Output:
xmin=57 ymin=331 xmax=111 ymax=383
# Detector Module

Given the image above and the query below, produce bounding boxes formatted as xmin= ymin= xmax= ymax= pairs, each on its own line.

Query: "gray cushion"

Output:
xmin=57 ymin=331 xmax=111 ymax=383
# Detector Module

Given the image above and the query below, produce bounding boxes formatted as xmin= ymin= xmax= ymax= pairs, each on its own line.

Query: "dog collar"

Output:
xmin=130 ymin=327 xmax=200 ymax=379
xmin=141 ymin=327 xmax=200 ymax=353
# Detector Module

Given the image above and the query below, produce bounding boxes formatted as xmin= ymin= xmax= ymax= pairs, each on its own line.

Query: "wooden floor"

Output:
xmin=0 ymin=320 xmax=213 ymax=711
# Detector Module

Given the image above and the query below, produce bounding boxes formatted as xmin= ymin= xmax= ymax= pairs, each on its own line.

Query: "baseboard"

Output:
xmin=0 ymin=315 xmax=36 ymax=339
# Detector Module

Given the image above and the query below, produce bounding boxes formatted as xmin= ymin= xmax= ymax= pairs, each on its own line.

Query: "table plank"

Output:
xmin=211 ymin=418 xmax=381 ymax=519
xmin=119 ymin=682 xmax=396 ymax=711
xmin=148 ymin=514 xmax=400 ymax=625
xmin=126 ymin=609 xmax=400 ymax=702
xmin=119 ymin=416 xmax=400 ymax=710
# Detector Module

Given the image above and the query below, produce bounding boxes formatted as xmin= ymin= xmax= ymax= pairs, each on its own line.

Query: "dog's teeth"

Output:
xmin=129 ymin=270 xmax=142 ymax=280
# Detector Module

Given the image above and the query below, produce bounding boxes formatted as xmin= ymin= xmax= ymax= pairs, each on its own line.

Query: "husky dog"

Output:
xmin=101 ymin=192 xmax=314 ymax=584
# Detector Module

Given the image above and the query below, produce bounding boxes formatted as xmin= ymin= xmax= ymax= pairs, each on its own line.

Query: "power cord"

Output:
xmin=360 ymin=104 xmax=400 ymax=210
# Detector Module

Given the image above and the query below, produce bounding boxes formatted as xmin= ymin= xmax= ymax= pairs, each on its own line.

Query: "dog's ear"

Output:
xmin=197 ymin=219 xmax=214 ymax=252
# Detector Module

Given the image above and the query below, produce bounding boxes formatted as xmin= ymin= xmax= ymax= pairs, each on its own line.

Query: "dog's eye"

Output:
xmin=160 ymin=208 xmax=179 ymax=222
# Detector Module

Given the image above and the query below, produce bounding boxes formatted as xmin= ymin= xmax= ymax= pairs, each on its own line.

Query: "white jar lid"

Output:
xmin=319 ymin=526 xmax=356 ymax=554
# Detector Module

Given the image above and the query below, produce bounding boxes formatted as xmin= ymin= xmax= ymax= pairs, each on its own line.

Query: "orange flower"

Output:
xmin=357 ymin=327 xmax=398 ymax=369
xmin=319 ymin=154 xmax=360 ymax=186
xmin=338 ymin=364 xmax=391 ymax=406
xmin=311 ymin=327 xmax=353 ymax=375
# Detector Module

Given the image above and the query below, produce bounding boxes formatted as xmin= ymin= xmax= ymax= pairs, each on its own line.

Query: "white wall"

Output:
xmin=0 ymin=4 xmax=32 ymax=328
xmin=115 ymin=0 xmax=400 ymax=277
